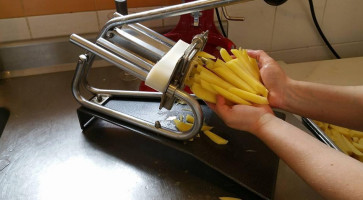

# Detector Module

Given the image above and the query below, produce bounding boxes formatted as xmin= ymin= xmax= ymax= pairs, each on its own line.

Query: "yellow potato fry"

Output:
xmin=231 ymin=49 xmax=258 ymax=80
xmin=226 ymin=59 xmax=268 ymax=97
xmin=196 ymin=51 xmax=216 ymax=60
xmin=200 ymin=79 xmax=218 ymax=94
xmin=353 ymin=142 xmax=363 ymax=151
xmin=241 ymin=49 xmax=260 ymax=80
xmin=189 ymin=64 xmax=199 ymax=77
xmin=185 ymin=114 xmax=213 ymax=131
xmin=329 ymin=124 xmax=350 ymax=136
xmin=201 ymin=58 xmax=215 ymax=70
xmin=342 ymin=135 xmax=363 ymax=156
xmin=214 ymin=59 xmax=227 ymax=68
xmin=184 ymin=77 xmax=194 ymax=87
xmin=219 ymin=197 xmax=242 ymax=200
xmin=203 ymin=130 xmax=228 ymax=145
xmin=330 ymin=129 xmax=349 ymax=154
xmin=211 ymin=60 xmax=250 ymax=87
xmin=229 ymin=87 xmax=269 ymax=105
xmin=191 ymin=83 xmax=216 ymax=103
xmin=350 ymin=130 xmax=363 ymax=137
xmin=248 ymin=56 xmax=261 ymax=80
xmin=201 ymin=125 xmax=213 ymax=131
xmin=199 ymin=70 xmax=234 ymax=90
xmin=220 ymin=48 xmax=233 ymax=62
xmin=212 ymin=67 xmax=255 ymax=94
xmin=173 ymin=119 xmax=193 ymax=132
xmin=210 ymin=84 xmax=251 ymax=105
xmin=186 ymin=114 xmax=194 ymax=123
xmin=193 ymin=74 xmax=201 ymax=84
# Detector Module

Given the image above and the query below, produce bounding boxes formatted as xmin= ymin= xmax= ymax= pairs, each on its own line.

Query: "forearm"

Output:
xmin=255 ymin=114 xmax=363 ymax=200
xmin=280 ymin=79 xmax=363 ymax=131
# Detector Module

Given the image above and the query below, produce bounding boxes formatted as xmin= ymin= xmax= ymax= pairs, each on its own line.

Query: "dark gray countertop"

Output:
xmin=0 ymin=66 xmax=324 ymax=200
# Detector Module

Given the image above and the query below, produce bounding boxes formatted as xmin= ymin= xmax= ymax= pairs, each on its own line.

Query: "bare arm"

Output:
xmin=210 ymin=96 xmax=363 ymax=200
xmin=248 ymin=50 xmax=363 ymax=131
xmin=208 ymin=50 xmax=363 ymax=199
xmin=281 ymin=79 xmax=363 ymax=131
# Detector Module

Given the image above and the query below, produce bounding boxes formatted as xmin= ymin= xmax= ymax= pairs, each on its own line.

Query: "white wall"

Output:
xmin=227 ymin=0 xmax=363 ymax=63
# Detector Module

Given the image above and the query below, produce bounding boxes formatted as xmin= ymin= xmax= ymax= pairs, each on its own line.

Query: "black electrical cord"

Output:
xmin=215 ymin=8 xmax=228 ymax=38
xmin=308 ymin=0 xmax=341 ymax=59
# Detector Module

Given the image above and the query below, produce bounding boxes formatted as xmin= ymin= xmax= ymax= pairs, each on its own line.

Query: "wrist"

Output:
xmin=272 ymin=77 xmax=296 ymax=111
xmin=250 ymin=112 xmax=277 ymax=136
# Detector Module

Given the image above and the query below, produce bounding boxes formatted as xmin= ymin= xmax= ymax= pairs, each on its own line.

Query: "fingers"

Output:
xmin=214 ymin=95 xmax=232 ymax=119
xmin=247 ymin=50 xmax=276 ymax=68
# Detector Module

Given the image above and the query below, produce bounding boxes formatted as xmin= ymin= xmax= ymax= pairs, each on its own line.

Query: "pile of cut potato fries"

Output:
xmin=314 ymin=120 xmax=363 ymax=162
xmin=185 ymin=48 xmax=268 ymax=105
xmin=174 ymin=48 xmax=270 ymax=145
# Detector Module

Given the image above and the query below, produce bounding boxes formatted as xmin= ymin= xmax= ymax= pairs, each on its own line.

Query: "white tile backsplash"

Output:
xmin=271 ymin=0 xmax=326 ymax=50
xmin=268 ymin=45 xmax=334 ymax=63
xmin=2 ymin=2 xmax=363 ymax=64
xmin=28 ymin=12 xmax=99 ymax=39
xmin=226 ymin=0 xmax=276 ymax=50
xmin=0 ymin=18 xmax=31 ymax=43
xmin=333 ymin=41 xmax=363 ymax=58
xmin=322 ymin=0 xmax=363 ymax=44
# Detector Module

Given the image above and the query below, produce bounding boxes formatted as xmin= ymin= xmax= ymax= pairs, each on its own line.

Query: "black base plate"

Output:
xmin=77 ymin=96 xmax=285 ymax=200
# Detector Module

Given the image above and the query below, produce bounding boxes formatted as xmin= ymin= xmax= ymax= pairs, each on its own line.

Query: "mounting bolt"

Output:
xmin=78 ymin=54 xmax=88 ymax=63
xmin=106 ymin=31 xmax=114 ymax=39
xmin=155 ymin=121 xmax=161 ymax=129
xmin=96 ymin=94 xmax=103 ymax=102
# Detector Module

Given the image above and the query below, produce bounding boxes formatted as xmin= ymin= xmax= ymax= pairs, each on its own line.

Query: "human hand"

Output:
xmin=247 ymin=50 xmax=290 ymax=109
xmin=208 ymin=95 xmax=275 ymax=133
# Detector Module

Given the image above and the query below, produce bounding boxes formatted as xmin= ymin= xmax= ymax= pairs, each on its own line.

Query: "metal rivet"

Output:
xmin=155 ymin=121 xmax=161 ymax=129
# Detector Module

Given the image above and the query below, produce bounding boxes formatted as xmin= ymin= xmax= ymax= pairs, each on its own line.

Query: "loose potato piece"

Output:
xmin=210 ymin=84 xmax=251 ymax=105
xmin=219 ymin=197 xmax=242 ymax=200
xmin=186 ymin=114 xmax=194 ymax=123
xmin=204 ymin=130 xmax=228 ymax=145
xmin=229 ymin=87 xmax=269 ymax=105
xmin=185 ymin=114 xmax=213 ymax=131
xmin=173 ymin=119 xmax=193 ymax=132
xmin=191 ymin=83 xmax=216 ymax=103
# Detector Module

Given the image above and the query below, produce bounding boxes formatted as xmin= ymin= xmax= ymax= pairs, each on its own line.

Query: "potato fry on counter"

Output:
xmin=173 ymin=114 xmax=228 ymax=145
xmin=314 ymin=120 xmax=363 ymax=162
xmin=186 ymin=48 xmax=269 ymax=105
